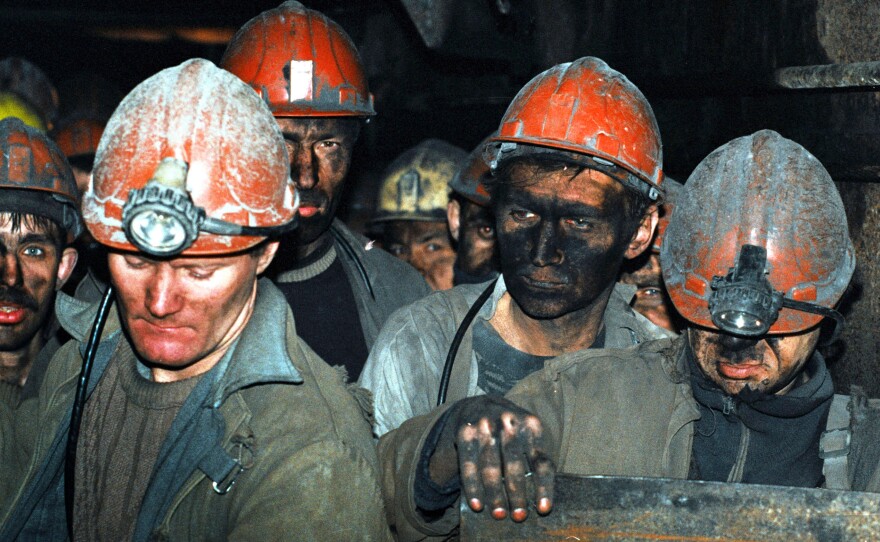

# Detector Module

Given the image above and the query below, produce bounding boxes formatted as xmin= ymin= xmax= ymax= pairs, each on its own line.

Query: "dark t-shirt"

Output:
xmin=473 ymin=321 xmax=553 ymax=396
xmin=472 ymin=319 xmax=606 ymax=396
xmin=276 ymin=256 xmax=369 ymax=380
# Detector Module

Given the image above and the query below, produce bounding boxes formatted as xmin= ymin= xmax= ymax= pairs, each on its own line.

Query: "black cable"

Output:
xmin=331 ymin=227 xmax=375 ymax=300
xmin=436 ymin=279 xmax=497 ymax=406
xmin=65 ymin=284 xmax=115 ymax=537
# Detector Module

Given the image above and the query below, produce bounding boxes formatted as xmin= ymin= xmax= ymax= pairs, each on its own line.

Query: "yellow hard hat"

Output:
xmin=372 ymin=139 xmax=467 ymax=223
xmin=0 ymin=92 xmax=46 ymax=131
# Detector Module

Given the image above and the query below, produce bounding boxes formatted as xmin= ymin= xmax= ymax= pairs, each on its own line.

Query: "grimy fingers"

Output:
xmin=500 ymin=411 xmax=532 ymax=522
xmin=457 ymin=417 xmax=504 ymax=514
xmin=522 ymin=414 xmax=554 ymax=515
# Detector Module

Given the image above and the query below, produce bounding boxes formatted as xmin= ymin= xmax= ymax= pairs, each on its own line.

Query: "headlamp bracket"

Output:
xmin=709 ymin=243 xmax=845 ymax=341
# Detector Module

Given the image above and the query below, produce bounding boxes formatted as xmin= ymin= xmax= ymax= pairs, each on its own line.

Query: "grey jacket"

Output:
xmin=278 ymin=219 xmax=431 ymax=351
xmin=361 ymin=276 xmax=672 ymax=436
xmin=0 ymin=279 xmax=391 ymax=541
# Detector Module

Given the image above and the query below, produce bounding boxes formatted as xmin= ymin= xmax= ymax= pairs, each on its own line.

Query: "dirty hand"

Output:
xmin=429 ymin=395 xmax=554 ymax=522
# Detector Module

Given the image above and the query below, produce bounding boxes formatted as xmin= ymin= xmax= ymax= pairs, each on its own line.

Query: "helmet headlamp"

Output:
xmin=121 ymin=157 xmax=298 ymax=257
xmin=709 ymin=244 xmax=844 ymax=340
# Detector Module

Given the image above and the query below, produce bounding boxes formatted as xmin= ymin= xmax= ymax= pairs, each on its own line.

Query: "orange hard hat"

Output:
xmin=661 ymin=130 xmax=854 ymax=335
xmin=450 ymin=133 xmax=494 ymax=206
xmin=0 ymin=116 xmax=81 ymax=241
xmin=220 ymin=1 xmax=375 ymax=118
xmin=84 ymin=59 xmax=298 ymax=256
xmin=485 ymin=57 xmax=663 ymax=201
xmin=53 ymin=118 xmax=105 ymax=159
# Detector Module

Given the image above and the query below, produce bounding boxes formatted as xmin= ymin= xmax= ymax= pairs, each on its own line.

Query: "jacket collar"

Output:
xmin=56 ymin=289 xmax=122 ymax=342
xmin=206 ymin=279 xmax=303 ymax=406
xmin=56 ymin=278 xmax=303 ymax=405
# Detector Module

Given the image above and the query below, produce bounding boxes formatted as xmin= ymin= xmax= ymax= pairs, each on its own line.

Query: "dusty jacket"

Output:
xmin=360 ymin=276 xmax=672 ymax=436
xmin=0 ymin=279 xmax=392 ymax=542
xmin=278 ymin=219 xmax=431 ymax=351
xmin=378 ymin=336 xmax=880 ymax=541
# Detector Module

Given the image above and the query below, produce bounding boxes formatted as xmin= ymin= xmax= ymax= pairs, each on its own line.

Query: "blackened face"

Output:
xmin=275 ymin=117 xmax=360 ymax=247
xmin=495 ymin=163 xmax=639 ymax=320
xmin=455 ymin=199 xmax=498 ymax=279
xmin=0 ymin=215 xmax=75 ymax=354
xmin=688 ymin=327 xmax=820 ymax=396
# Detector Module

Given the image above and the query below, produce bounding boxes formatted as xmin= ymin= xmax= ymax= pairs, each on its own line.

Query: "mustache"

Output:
xmin=297 ymin=190 xmax=327 ymax=208
xmin=0 ymin=286 xmax=38 ymax=311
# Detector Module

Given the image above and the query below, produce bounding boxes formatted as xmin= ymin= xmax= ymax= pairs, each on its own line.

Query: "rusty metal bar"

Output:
xmin=774 ymin=61 xmax=880 ymax=89
xmin=461 ymin=475 xmax=880 ymax=541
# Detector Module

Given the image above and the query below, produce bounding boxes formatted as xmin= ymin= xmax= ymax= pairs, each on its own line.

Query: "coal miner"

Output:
xmin=221 ymin=1 xmax=430 ymax=382
xmin=0 ymin=59 xmax=390 ymax=541
xmin=618 ymin=176 xmax=684 ymax=334
xmin=446 ymin=134 xmax=501 ymax=287
xmin=0 ymin=118 xmax=79 ymax=392
xmin=379 ymin=130 xmax=873 ymax=541
xmin=361 ymin=56 xmax=672 ymax=436
xmin=370 ymin=139 xmax=467 ymax=291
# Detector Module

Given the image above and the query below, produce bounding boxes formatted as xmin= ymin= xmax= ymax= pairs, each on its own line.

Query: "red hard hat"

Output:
xmin=53 ymin=118 xmax=105 ymax=159
xmin=0 ymin=116 xmax=81 ymax=241
xmin=661 ymin=130 xmax=855 ymax=334
xmin=485 ymin=56 xmax=663 ymax=200
xmin=450 ymin=133 xmax=494 ymax=207
xmin=220 ymin=1 xmax=375 ymax=118
xmin=84 ymin=59 xmax=297 ymax=255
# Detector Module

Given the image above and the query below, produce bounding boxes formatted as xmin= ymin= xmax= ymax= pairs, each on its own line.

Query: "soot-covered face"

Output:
xmin=454 ymin=198 xmax=498 ymax=280
xmin=619 ymin=252 xmax=680 ymax=333
xmin=275 ymin=117 xmax=360 ymax=249
xmin=494 ymin=162 xmax=649 ymax=320
xmin=0 ymin=214 xmax=75 ymax=356
xmin=382 ymin=220 xmax=455 ymax=291
xmin=688 ymin=327 xmax=820 ymax=396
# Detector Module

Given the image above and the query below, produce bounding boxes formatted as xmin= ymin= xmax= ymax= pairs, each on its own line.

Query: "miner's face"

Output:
xmin=276 ymin=117 xmax=360 ymax=246
xmin=688 ymin=326 xmax=820 ymax=396
xmin=495 ymin=162 xmax=653 ymax=320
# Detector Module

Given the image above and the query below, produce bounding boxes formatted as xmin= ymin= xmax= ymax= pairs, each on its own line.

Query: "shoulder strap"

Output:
xmin=820 ymin=393 xmax=852 ymax=490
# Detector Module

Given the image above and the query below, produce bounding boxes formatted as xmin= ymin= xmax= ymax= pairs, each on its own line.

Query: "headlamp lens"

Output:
xmin=714 ymin=309 xmax=767 ymax=336
xmin=708 ymin=244 xmax=845 ymax=341
xmin=128 ymin=209 xmax=189 ymax=255
xmin=122 ymin=180 xmax=201 ymax=257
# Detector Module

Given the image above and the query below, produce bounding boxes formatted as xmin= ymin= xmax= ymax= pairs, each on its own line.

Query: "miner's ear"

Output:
xmin=447 ymin=199 xmax=461 ymax=242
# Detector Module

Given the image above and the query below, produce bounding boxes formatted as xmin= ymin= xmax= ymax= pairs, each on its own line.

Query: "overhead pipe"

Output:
xmin=774 ymin=60 xmax=880 ymax=90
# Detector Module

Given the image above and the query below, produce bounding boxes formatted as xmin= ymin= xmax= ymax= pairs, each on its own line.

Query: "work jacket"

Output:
xmin=379 ymin=336 xmax=880 ymax=541
xmin=361 ymin=277 xmax=673 ymax=436
xmin=0 ymin=279 xmax=392 ymax=541
xmin=277 ymin=219 xmax=431 ymax=352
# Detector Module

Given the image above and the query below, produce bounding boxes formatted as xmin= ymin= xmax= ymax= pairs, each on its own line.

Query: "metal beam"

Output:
xmin=461 ymin=475 xmax=880 ymax=541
